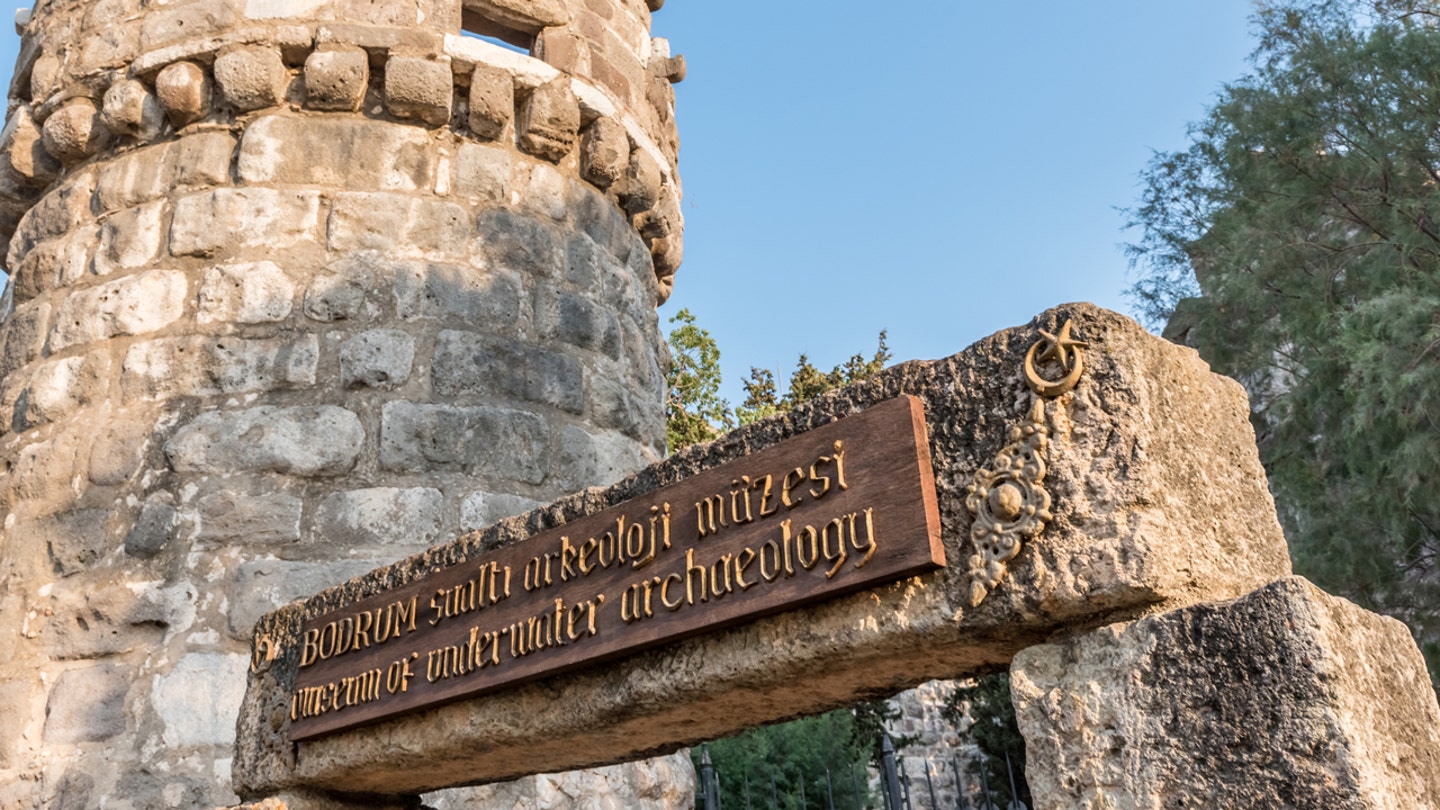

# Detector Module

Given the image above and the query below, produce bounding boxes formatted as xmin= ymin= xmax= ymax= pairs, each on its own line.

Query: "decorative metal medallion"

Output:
xmin=965 ymin=319 xmax=1085 ymax=606
xmin=250 ymin=634 xmax=277 ymax=674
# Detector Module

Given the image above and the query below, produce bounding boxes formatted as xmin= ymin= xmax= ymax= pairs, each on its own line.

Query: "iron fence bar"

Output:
xmin=976 ymin=755 xmax=994 ymax=810
xmin=745 ymin=773 xmax=753 ymax=810
xmin=850 ymin=763 xmax=864 ymax=810
xmin=1004 ymin=753 xmax=1019 ymax=810
xmin=702 ymin=744 xmax=718 ymax=810
xmin=826 ymin=767 xmax=836 ymax=810
xmin=924 ymin=761 xmax=938 ymax=810
xmin=881 ymin=732 xmax=903 ymax=810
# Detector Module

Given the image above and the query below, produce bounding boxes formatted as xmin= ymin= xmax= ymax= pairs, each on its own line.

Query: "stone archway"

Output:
xmin=231 ymin=305 xmax=1440 ymax=809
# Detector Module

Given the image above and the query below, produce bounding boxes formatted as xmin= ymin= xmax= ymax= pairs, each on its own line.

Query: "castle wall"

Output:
xmin=0 ymin=1 xmax=686 ymax=806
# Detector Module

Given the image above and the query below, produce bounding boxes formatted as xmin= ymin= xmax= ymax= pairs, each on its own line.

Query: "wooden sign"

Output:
xmin=288 ymin=395 xmax=944 ymax=741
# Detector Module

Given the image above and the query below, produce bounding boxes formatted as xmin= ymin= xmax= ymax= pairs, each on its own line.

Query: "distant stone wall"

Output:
xmin=0 ymin=1 xmax=686 ymax=807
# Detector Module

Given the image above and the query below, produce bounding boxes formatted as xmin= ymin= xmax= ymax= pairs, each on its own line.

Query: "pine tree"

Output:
xmin=1127 ymin=0 xmax=1440 ymax=688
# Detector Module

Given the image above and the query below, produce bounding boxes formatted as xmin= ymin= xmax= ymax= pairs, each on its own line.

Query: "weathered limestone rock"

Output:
xmin=166 ymin=406 xmax=364 ymax=476
xmin=519 ymin=78 xmax=580 ymax=163
xmin=1012 ymin=577 xmax=1440 ymax=809
xmin=234 ymin=304 xmax=1294 ymax=797
xmin=384 ymin=54 xmax=453 ymax=127
xmin=468 ymin=63 xmax=513 ymax=140
xmin=155 ymin=61 xmax=213 ymax=127
xmin=622 ymin=146 xmax=662 ymax=214
xmin=41 ymin=98 xmax=112 ymax=165
xmin=5 ymin=106 xmax=61 ymax=186
xmin=44 ymin=664 xmax=130 ymax=743
xmin=304 ymin=46 xmax=369 ymax=112
xmin=102 ymin=79 xmax=165 ymax=141
xmin=214 ymin=46 xmax=290 ymax=112
xmin=581 ymin=116 xmax=628 ymax=189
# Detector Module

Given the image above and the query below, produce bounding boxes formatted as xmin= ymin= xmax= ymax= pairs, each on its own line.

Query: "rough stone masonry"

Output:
xmin=0 ymin=0 xmax=690 ymax=807
xmin=233 ymin=303 xmax=1440 ymax=809
xmin=232 ymin=304 xmax=1292 ymax=798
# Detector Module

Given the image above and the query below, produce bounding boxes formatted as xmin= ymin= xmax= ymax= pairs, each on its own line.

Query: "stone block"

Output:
xmin=20 ymin=509 xmax=110 ymax=576
xmin=93 ymin=143 xmax=171 ymax=213
xmin=11 ymin=233 xmax=91 ymax=301
xmin=327 ymin=193 xmax=468 ymax=257
xmin=214 ymin=46 xmax=291 ymax=113
xmin=393 ymin=261 xmax=521 ymax=325
xmin=521 ymin=162 xmax=568 ymax=221
xmin=44 ymin=664 xmax=129 ymax=744
xmin=304 ymin=45 xmax=370 ymax=112
xmin=172 ymin=130 xmax=238 ymax=189
xmin=170 ymin=188 xmax=322 ymax=257
xmin=155 ymin=61 xmax=213 ymax=128
xmin=124 ymin=492 xmax=178 ymax=558
xmin=580 ymin=116 xmax=627 ymax=189
xmin=20 ymin=350 xmax=111 ymax=428
xmin=49 ymin=269 xmax=188 ymax=351
xmin=432 ymin=330 xmax=584 ymax=413
xmin=518 ymin=78 xmax=579 ymax=163
xmin=154 ymin=653 xmax=249 ymax=747
xmin=5 ymin=106 xmax=61 ymax=187
xmin=379 ymin=401 xmax=548 ymax=483
xmin=452 ymin=142 xmax=509 ymax=203
xmin=621 ymin=146 xmax=661 ymax=214
xmin=140 ymin=0 xmax=237 ymax=49
xmin=235 ymin=305 xmax=1298 ymax=797
xmin=473 ymin=207 xmax=563 ymax=277
xmin=535 ymin=285 xmax=621 ymax=358
xmin=93 ymin=201 xmax=165 ymax=275
xmin=11 ymin=170 xmax=97 ymax=262
xmin=197 ymin=491 xmax=304 ymax=546
xmin=303 ymin=254 xmax=387 ymax=323
xmin=554 ymin=424 xmax=651 ymax=492
xmin=458 ymin=491 xmax=543 ymax=533
xmin=111 ymin=292 xmax=224 ymax=372
xmin=384 ymin=54 xmax=454 ymax=127
xmin=467 ymin=63 xmax=513 ymax=140
xmin=166 ymin=406 xmax=364 ymax=476
xmin=197 ymin=261 xmax=296 ymax=324
xmin=88 ymin=418 xmax=151 ymax=486
xmin=314 ymin=487 xmax=445 ymax=548
xmin=8 ymin=431 xmax=84 ymax=519
xmin=0 ymin=302 xmax=51 ymax=380
xmin=339 ymin=329 xmax=415 ymax=390
xmin=44 ymin=581 xmax=171 ymax=660
xmin=229 ymin=559 xmax=386 ymax=639
xmin=42 ymin=99 xmax=113 ymax=166
xmin=239 ymin=115 xmax=435 ymax=192
xmin=1012 ymin=577 xmax=1440 ymax=809
xmin=101 ymin=79 xmax=165 ymax=141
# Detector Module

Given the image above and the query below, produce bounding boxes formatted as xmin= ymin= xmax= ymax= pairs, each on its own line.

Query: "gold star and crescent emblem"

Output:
xmin=1024 ymin=319 xmax=1089 ymax=398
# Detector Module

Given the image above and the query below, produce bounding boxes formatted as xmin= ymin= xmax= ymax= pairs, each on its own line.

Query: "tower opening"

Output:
xmin=460 ymin=9 xmax=535 ymax=54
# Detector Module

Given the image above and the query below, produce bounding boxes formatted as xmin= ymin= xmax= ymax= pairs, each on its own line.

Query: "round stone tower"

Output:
xmin=0 ymin=0 xmax=686 ymax=806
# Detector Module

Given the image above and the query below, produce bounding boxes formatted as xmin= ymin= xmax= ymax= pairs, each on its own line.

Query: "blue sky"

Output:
xmin=0 ymin=1 xmax=1258 ymax=404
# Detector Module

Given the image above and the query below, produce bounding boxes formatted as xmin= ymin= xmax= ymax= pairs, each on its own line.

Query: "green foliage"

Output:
xmin=692 ymin=709 xmax=877 ymax=810
xmin=668 ymin=323 xmax=904 ymax=809
xmin=736 ymin=334 xmax=892 ymax=426
xmin=666 ymin=309 xmax=734 ymax=452
xmin=1126 ymin=0 xmax=1440 ymax=690
xmin=942 ymin=675 xmax=1031 ymax=809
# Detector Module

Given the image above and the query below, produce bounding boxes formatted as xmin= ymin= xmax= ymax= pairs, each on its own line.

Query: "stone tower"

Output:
xmin=0 ymin=0 xmax=686 ymax=806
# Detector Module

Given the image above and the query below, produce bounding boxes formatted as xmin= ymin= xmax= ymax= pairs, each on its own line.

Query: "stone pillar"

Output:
xmin=1012 ymin=577 xmax=1440 ymax=809
xmin=0 ymin=0 xmax=686 ymax=807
